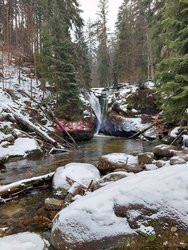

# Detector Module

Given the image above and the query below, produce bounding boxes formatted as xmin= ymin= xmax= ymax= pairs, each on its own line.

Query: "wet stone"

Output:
xmin=45 ymin=198 xmax=65 ymax=211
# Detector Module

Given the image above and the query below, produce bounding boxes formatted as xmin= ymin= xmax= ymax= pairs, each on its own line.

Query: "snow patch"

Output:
xmin=0 ymin=232 xmax=48 ymax=250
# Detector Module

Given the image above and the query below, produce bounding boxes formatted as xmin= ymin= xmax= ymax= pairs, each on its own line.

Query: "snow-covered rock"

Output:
xmin=98 ymin=153 xmax=143 ymax=173
xmin=144 ymin=164 xmax=158 ymax=171
xmin=51 ymin=164 xmax=188 ymax=250
xmin=0 ymin=232 xmax=49 ymax=250
xmin=0 ymin=137 xmax=41 ymax=159
xmin=170 ymin=127 xmax=180 ymax=138
xmin=170 ymin=156 xmax=186 ymax=165
xmin=0 ymin=132 xmax=14 ymax=143
xmin=53 ymin=163 xmax=100 ymax=193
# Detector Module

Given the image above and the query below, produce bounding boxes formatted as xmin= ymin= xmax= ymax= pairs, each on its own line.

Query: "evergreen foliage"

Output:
xmin=38 ymin=0 xmax=86 ymax=119
xmin=156 ymin=0 xmax=188 ymax=122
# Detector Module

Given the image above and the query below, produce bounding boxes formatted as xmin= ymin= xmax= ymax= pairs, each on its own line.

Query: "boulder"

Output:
xmin=53 ymin=163 xmax=100 ymax=196
xmin=51 ymin=164 xmax=188 ymax=250
xmin=170 ymin=156 xmax=186 ymax=165
xmin=138 ymin=152 xmax=154 ymax=164
xmin=97 ymin=153 xmax=143 ymax=173
xmin=0 ymin=232 xmax=49 ymax=250
xmin=152 ymin=144 xmax=175 ymax=159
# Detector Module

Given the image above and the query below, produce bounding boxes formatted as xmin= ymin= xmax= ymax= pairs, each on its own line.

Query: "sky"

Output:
xmin=78 ymin=0 xmax=124 ymax=31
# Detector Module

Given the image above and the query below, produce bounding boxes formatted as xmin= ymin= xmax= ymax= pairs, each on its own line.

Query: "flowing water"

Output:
xmin=0 ymin=136 xmax=154 ymax=244
xmin=87 ymin=92 xmax=102 ymax=134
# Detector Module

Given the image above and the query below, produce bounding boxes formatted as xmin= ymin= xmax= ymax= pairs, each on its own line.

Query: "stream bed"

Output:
xmin=0 ymin=136 xmax=155 ymax=245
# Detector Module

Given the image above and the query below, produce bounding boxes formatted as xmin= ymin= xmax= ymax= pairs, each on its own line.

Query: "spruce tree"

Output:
xmin=156 ymin=0 xmax=188 ymax=122
xmin=96 ymin=0 xmax=111 ymax=87
xmin=38 ymin=0 xmax=84 ymax=120
xmin=74 ymin=29 xmax=91 ymax=89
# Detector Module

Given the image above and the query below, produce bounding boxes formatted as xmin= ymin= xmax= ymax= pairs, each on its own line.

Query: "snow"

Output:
xmin=53 ymin=163 xmax=100 ymax=190
xmin=52 ymin=164 xmax=188 ymax=245
xmin=0 ymin=138 xmax=40 ymax=158
xmin=144 ymin=81 xmax=155 ymax=89
xmin=101 ymin=153 xmax=138 ymax=165
xmin=170 ymin=127 xmax=180 ymax=138
xmin=0 ymin=132 xmax=12 ymax=143
xmin=0 ymin=232 xmax=48 ymax=250
xmin=137 ymin=225 xmax=155 ymax=235
xmin=145 ymin=164 xmax=158 ymax=171
xmin=126 ymin=118 xmax=150 ymax=131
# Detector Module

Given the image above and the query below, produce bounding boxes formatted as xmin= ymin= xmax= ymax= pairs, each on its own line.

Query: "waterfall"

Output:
xmin=87 ymin=91 xmax=102 ymax=134
xmin=182 ymin=135 xmax=188 ymax=148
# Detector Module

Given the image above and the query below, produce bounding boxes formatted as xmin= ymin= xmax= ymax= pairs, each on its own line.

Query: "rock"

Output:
xmin=53 ymin=163 xmax=100 ymax=195
xmin=0 ymin=132 xmax=14 ymax=143
xmin=98 ymin=153 xmax=143 ymax=173
xmin=145 ymin=164 xmax=158 ymax=171
xmin=155 ymin=160 xmax=166 ymax=168
xmin=5 ymin=134 xmax=14 ymax=142
xmin=0 ymin=164 xmax=6 ymax=173
xmin=0 ymin=157 xmax=7 ymax=165
xmin=153 ymin=144 xmax=175 ymax=159
xmin=0 ymin=232 xmax=49 ymax=250
xmin=0 ymin=141 xmax=11 ymax=148
xmin=0 ymin=138 xmax=42 ymax=163
xmin=45 ymin=198 xmax=65 ymax=211
xmin=170 ymin=157 xmax=186 ymax=165
xmin=138 ymin=152 xmax=154 ymax=164
xmin=95 ymin=172 xmax=133 ymax=189
xmin=171 ymin=227 xmax=178 ymax=233
xmin=51 ymin=164 xmax=188 ymax=250
xmin=174 ymin=149 xmax=188 ymax=161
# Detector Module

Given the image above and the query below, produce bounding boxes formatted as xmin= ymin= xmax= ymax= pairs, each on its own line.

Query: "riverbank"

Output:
xmin=0 ymin=136 xmax=188 ymax=249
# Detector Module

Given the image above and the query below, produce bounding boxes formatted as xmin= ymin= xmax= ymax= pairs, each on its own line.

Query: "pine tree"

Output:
xmin=115 ymin=0 xmax=149 ymax=83
xmin=85 ymin=19 xmax=98 ymax=87
xmin=74 ymin=28 xmax=91 ymax=89
xmin=156 ymin=0 xmax=188 ymax=122
xmin=38 ymin=0 xmax=84 ymax=120
xmin=96 ymin=0 xmax=111 ymax=87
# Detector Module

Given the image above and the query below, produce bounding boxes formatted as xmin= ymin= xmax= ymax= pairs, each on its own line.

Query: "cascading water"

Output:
xmin=87 ymin=91 xmax=102 ymax=134
xmin=87 ymin=89 xmax=111 ymax=135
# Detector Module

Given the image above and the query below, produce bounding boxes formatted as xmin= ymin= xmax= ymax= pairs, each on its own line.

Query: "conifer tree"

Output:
xmin=156 ymin=0 xmax=188 ymax=122
xmin=96 ymin=0 xmax=111 ymax=87
xmin=38 ymin=0 xmax=84 ymax=119
xmin=74 ymin=29 xmax=91 ymax=89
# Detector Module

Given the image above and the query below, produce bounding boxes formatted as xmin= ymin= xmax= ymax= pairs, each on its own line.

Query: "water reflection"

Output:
xmin=1 ymin=136 xmax=153 ymax=184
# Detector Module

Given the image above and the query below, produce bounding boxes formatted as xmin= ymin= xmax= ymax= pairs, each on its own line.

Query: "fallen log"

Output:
xmin=171 ymin=130 xmax=186 ymax=146
xmin=8 ymin=106 xmax=64 ymax=149
xmin=0 ymin=172 xmax=54 ymax=202
xmin=128 ymin=123 xmax=156 ymax=139
xmin=55 ymin=119 xmax=78 ymax=148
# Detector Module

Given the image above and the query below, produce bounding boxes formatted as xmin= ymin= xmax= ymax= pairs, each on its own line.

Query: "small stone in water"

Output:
xmin=171 ymin=227 xmax=177 ymax=232
xmin=45 ymin=198 xmax=65 ymax=211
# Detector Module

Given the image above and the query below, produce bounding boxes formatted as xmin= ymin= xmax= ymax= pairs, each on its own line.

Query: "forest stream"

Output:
xmin=0 ymin=136 xmax=154 ymax=245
